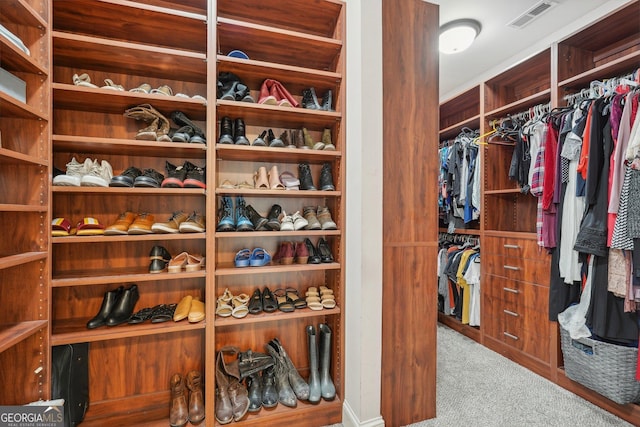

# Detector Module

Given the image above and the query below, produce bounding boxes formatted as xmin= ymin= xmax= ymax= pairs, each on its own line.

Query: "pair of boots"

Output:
xmin=86 ymin=284 xmax=139 ymax=328
xmin=170 ymin=371 xmax=204 ymax=427
xmin=265 ymin=338 xmax=309 ymax=407
xmin=306 ymin=323 xmax=336 ymax=403
xmin=218 ymin=72 xmax=254 ymax=103
xmin=299 ymin=162 xmax=335 ymax=191
xmin=216 ymin=196 xmax=255 ymax=232
xmin=216 ymin=346 xmax=250 ymax=424
xmin=218 ymin=117 xmax=249 ymax=145
xmin=302 ymin=87 xmax=333 ymax=111
xmin=258 ymin=79 xmax=299 ymax=107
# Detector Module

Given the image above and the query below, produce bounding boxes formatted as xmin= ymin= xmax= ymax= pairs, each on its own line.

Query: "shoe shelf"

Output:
xmin=52 ymin=31 xmax=207 ymax=82
xmin=0 ymin=203 xmax=47 ymax=213
xmin=216 ymin=144 xmax=340 ymax=163
xmin=215 ymin=306 xmax=340 ymax=327
xmin=0 ymin=36 xmax=48 ymax=76
xmin=216 ymin=398 xmax=343 ymax=427
xmin=216 ymin=230 xmax=341 ymax=238
xmin=216 ymin=100 xmax=341 ymax=129
xmin=0 ymin=251 xmax=47 ymax=270
xmin=0 ymin=320 xmax=48 ymax=354
xmin=0 ymin=91 xmax=48 ymax=121
xmin=52 ymin=135 xmax=207 ymax=158
xmin=215 ymin=188 xmax=341 ymax=198
xmin=52 ymin=83 xmax=207 ymax=119
xmin=215 ymin=262 xmax=340 ymax=276
xmin=0 ymin=147 xmax=48 ymax=167
xmin=217 ymin=18 xmax=342 ymax=73
xmin=52 ymin=186 xmax=205 ymax=195
xmin=52 ymin=233 xmax=205 ymax=244
xmin=51 ymin=317 xmax=205 ymax=346
xmin=52 ymin=268 xmax=206 ymax=287
xmin=439 ymin=85 xmax=480 ymax=140
xmin=1 ymin=0 xmax=48 ymax=28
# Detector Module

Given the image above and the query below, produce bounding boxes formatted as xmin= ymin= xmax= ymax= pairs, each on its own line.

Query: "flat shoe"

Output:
xmin=273 ymin=289 xmax=295 ymax=312
xmin=248 ymin=288 xmax=262 ymax=314
xmin=262 ymin=287 xmax=278 ymax=313
xmin=186 ymin=254 xmax=205 ymax=272
xmin=173 ymin=295 xmax=193 ymax=321
xmin=188 ymin=299 xmax=205 ymax=322
xmin=128 ymin=305 xmax=157 ymax=324
xmin=168 ymin=251 xmax=189 ymax=273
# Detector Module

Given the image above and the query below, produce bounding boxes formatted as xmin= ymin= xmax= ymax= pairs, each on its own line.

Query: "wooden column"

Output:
xmin=381 ymin=0 xmax=439 ymax=425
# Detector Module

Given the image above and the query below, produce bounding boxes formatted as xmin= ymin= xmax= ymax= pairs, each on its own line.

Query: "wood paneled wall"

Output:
xmin=381 ymin=0 xmax=439 ymax=425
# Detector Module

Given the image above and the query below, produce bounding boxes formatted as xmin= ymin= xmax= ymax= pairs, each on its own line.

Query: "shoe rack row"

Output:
xmin=213 ymin=0 xmax=346 ymax=425
xmin=50 ymin=1 xmax=209 ymax=425
xmin=0 ymin=0 xmax=51 ymax=406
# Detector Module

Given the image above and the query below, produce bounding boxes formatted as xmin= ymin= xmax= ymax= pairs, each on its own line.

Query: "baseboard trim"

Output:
xmin=342 ymin=400 xmax=385 ymax=427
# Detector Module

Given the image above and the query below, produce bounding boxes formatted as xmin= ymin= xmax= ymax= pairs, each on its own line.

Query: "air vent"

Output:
xmin=507 ymin=0 xmax=557 ymax=29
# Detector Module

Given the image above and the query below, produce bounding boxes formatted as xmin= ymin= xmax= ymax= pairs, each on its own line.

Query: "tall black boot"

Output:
xmin=87 ymin=286 xmax=123 ymax=329
xmin=306 ymin=325 xmax=321 ymax=403
xmin=318 ymin=323 xmax=336 ymax=400
xmin=233 ymin=118 xmax=249 ymax=145
xmin=218 ymin=116 xmax=234 ymax=144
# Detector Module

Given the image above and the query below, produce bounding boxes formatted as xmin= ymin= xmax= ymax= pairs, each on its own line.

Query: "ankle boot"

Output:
xmin=233 ymin=118 xmax=249 ymax=145
xmin=171 ymin=111 xmax=205 ymax=143
xmin=302 ymin=87 xmax=321 ymax=110
xmin=319 ymin=162 xmax=335 ymax=191
xmin=261 ymin=366 xmax=278 ymax=408
xmin=170 ymin=373 xmax=189 ymax=427
xmin=235 ymin=196 xmax=254 ymax=231
xmin=302 ymin=127 xmax=324 ymax=150
xmin=217 ymin=72 xmax=242 ymax=100
xmin=321 ymin=89 xmax=333 ymax=111
xmin=247 ymin=373 xmax=262 ymax=412
xmin=215 ymin=350 xmax=234 ymax=425
xmin=218 ymin=116 xmax=234 ymax=144
xmin=265 ymin=204 xmax=282 ymax=231
xmin=245 ymin=205 xmax=268 ymax=230
xmin=318 ymin=323 xmax=336 ymax=400
xmin=293 ymin=129 xmax=306 ymax=149
xmin=321 ymin=128 xmax=335 ymax=150
xmin=87 ymin=286 xmax=123 ymax=329
xmin=186 ymin=370 xmax=204 ymax=424
xmin=266 ymin=341 xmax=297 ymax=407
xmin=298 ymin=162 xmax=316 ymax=191
xmin=216 ymin=196 xmax=235 ymax=232
xmin=105 ymin=284 xmax=139 ymax=326
xmin=272 ymin=338 xmax=309 ymax=401
xmin=306 ymin=325 xmax=322 ymax=403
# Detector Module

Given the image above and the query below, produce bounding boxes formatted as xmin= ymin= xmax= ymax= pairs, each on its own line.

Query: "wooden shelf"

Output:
xmin=484 ymin=188 xmax=523 ymax=195
xmin=52 ymin=268 xmax=206 ymax=287
xmin=52 ymin=31 xmax=207 ymax=83
xmin=215 ymin=306 xmax=340 ymax=327
xmin=217 ymin=18 xmax=342 ymax=72
xmin=485 ymin=89 xmax=551 ymax=119
xmin=0 ymin=0 xmax=47 ymax=28
xmin=0 ymin=251 xmax=47 ymax=270
xmin=216 ymin=144 xmax=341 ymax=163
xmin=0 ymin=36 xmax=48 ymax=75
xmin=0 ymin=321 xmax=48 ymax=354
xmin=558 ymin=50 xmax=640 ymax=90
xmin=216 ymin=100 xmax=341 ymax=130
xmin=439 ymin=114 xmax=481 ymax=140
xmin=52 ymin=186 xmax=205 ymax=195
xmin=0 ymin=203 xmax=47 ymax=213
xmin=215 ymin=188 xmax=341 ymax=198
xmin=0 ymin=90 xmax=48 ymax=121
xmin=216 ymin=230 xmax=341 ymax=238
xmin=52 ymin=232 xmax=205 ymax=244
xmin=438 ymin=228 xmax=480 ymax=236
xmin=51 ymin=317 xmax=205 ymax=345
xmin=215 ymin=262 xmax=340 ymax=276
xmin=52 ymin=135 xmax=207 ymax=158
xmin=0 ymin=148 xmax=48 ymax=166
xmin=52 ymin=83 xmax=207 ymax=119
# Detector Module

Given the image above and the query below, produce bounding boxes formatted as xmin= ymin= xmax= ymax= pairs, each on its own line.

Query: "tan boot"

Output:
xmin=186 ymin=370 xmax=205 ymax=424
xmin=215 ymin=348 xmax=234 ymax=425
xmin=169 ymin=373 xmax=188 ymax=427
xmin=321 ymin=128 xmax=335 ymax=150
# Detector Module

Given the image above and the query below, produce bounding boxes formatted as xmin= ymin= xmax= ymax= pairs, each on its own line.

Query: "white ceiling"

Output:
xmin=431 ymin=0 xmax=633 ymax=100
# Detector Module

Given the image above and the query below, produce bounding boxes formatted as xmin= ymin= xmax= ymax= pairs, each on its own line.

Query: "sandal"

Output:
xmin=151 ymin=303 xmax=177 ymax=323
xmin=285 ymin=287 xmax=307 ymax=309
xmin=234 ymin=248 xmax=251 ymax=268
xmin=248 ymin=288 xmax=263 ymax=314
xmin=128 ymin=305 xmax=158 ymax=324
xmin=101 ymin=79 xmax=125 ymax=91
xmin=72 ymin=73 xmax=98 ymax=88
xmin=150 ymin=84 xmax=173 ymax=96
xmin=129 ymin=83 xmax=152 ymax=94
xmin=186 ymin=253 xmax=205 ymax=272
xmin=320 ymin=286 xmax=336 ymax=309
xmin=273 ymin=288 xmax=295 ymax=312
xmin=305 ymin=287 xmax=323 ymax=311
xmin=262 ymin=287 xmax=278 ymax=313
xmin=249 ymin=248 xmax=271 ymax=267
xmin=215 ymin=289 xmax=233 ymax=317
xmin=231 ymin=293 xmax=250 ymax=319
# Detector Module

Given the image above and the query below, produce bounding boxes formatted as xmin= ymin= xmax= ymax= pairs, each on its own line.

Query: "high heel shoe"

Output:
xmin=105 ymin=284 xmax=140 ymax=326
xmin=87 ymin=286 xmax=124 ymax=329
xmin=304 ymin=238 xmax=321 ymax=264
xmin=317 ymin=238 xmax=334 ymax=263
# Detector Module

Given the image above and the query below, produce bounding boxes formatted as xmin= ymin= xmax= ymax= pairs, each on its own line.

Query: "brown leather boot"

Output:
xmin=186 ymin=370 xmax=204 ymax=424
xmin=215 ymin=350 xmax=234 ymax=425
xmin=169 ymin=373 xmax=188 ymax=427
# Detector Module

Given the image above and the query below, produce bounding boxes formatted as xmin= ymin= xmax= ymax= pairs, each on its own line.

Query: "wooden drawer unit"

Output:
xmin=483 ymin=253 xmax=550 ymax=285
xmin=483 ymin=236 xmax=549 ymax=261
xmin=484 ymin=276 xmax=549 ymax=313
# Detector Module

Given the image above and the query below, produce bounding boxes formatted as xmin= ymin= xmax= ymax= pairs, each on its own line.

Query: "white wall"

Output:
xmin=343 ymin=0 xmax=385 ymax=426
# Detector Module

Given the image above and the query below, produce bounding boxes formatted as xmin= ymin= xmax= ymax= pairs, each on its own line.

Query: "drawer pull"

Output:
xmin=503 ymin=309 xmax=519 ymax=317
xmin=503 ymin=287 xmax=520 ymax=294
xmin=503 ymin=332 xmax=519 ymax=340
xmin=503 ymin=265 xmax=520 ymax=271
xmin=503 ymin=244 xmax=520 ymax=249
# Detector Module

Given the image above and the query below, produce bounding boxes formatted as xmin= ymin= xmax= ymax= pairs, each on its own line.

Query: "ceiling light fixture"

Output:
xmin=439 ymin=19 xmax=481 ymax=55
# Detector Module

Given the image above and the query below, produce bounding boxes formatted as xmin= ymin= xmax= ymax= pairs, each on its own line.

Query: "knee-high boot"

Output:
xmin=318 ymin=323 xmax=336 ymax=400
xmin=306 ymin=325 xmax=321 ymax=403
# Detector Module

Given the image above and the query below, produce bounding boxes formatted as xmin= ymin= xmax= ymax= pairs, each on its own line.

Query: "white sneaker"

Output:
xmin=279 ymin=210 xmax=295 ymax=231
xmin=291 ymin=211 xmax=308 ymax=230
xmin=81 ymin=159 xmax=113 ymax=187
xmin=53 ymin=157 xmax=91 ymax=186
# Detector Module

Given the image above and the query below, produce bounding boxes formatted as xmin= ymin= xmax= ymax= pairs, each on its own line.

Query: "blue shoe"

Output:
xmin=217 ymin=196 xmax=235 ymax=232
xmin=235 ymin=196 xmax=254 ymax=231
xmin=235 ymin=248 xmax=251 ymax=267
xmin=249 ymin=248 xmax=271 ymax=267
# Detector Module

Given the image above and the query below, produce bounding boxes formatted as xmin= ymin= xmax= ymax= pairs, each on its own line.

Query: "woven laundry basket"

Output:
xmin=560 ymin=324 xmax=640 ymax=405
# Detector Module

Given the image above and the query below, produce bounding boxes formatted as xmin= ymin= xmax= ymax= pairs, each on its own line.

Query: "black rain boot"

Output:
xmin=319 ymin=162 xmax=335 ymax=191
xmin=321 ymin=89 xmax=333 ymax=111
xmin=233 ymin=118 xmax=249 ymax=145
xmin=318 ymin=323 xmax=336 ymax=400
xmin=87 ymin=286 xmax=124 ymax=329
xmin=302 ymin=87 xmax=322 ymax=110
xmin=307 ymin=325 xmax=321 ymax=403
xmin=298 ymin=162 xmax=316 ymax=191
xmin=218 ymin=116 xmax=234 ymax=144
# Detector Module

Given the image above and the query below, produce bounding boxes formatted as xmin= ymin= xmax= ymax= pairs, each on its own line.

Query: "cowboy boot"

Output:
xmin=266 ymin=341 xmax=297 ymax=407
xmin=215 ymin=349 xmax=234 ymax=424
xmin=318 ymin=323 xmax=336 ymax=400
xmin=220 ymin=346 xmax=249 ymax=422
xmin=170 ymin=374 xmax=189 ymax=427
xmin=273 ymin=338 xmax=309 ymax=401
xmin=186 ymin=370 xmax=204 ymax=424
xmin=306 ymin=325 xmax=321 ymax=403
